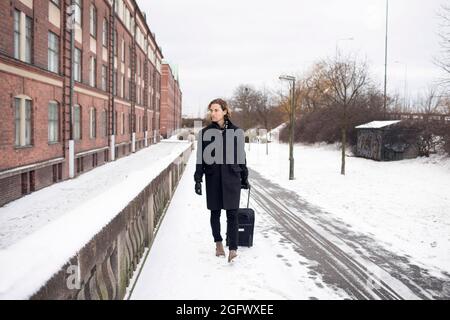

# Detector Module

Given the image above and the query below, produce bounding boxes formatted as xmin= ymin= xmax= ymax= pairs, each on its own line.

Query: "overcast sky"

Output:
xmin=136 ymin=0 xmax=447 ymax=117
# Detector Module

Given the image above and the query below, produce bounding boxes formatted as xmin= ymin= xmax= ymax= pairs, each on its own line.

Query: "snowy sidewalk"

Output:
xmin=129 ymin=152 xmax=349 ymax=300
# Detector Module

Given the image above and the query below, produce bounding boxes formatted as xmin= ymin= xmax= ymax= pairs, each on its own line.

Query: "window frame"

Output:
xmin=74 ymin=0 xmax=82 ymax=26
xmin=90 ymin=107 xmax=96 ymax=139
xmin=48 ymin=32 xmax=59 ymax=73
xmin=101 ymin=65 xmax=107 ymax=91
xmin=74 ymin=47 xmax=82 ymax=82
xmin=14 ymin=10 xmax=20 ymax=60
xmin=14 ymin=96 xmax=33 ymax=147
xmin=102 ymin=18 xmax=108 ymax=47
xmin=89 ymin=56 xmax=97 ymax=87
xmin=102 ymin=109 xmax=108 ymax=137
xmin=90 ymin=4 xmax=97 ymax=39
xmin=48 ymin=101 xmax=59 ymax=143
xmin=121 ymin=112 xmax=125 ymax=135
xmin=73 ymin=105 xmax=81 ymax=140
xmin=24 ymin=15 xmax=33 ymax=63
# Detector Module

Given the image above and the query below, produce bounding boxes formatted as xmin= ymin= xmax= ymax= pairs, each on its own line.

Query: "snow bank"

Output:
xmin=0 ymin=141 xmax=191 ymax=299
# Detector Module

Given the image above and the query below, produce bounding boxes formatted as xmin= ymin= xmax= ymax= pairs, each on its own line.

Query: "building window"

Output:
xmin=137 ymin=58 xmax=140 ymax=77
xmin=14 ymin=96 xmax=32 ymax=147
xmin=90 ymin=4 xmax=97 ymax=38
xmin=101 ymin=65 xmax=107 ymax=91
xmin=74 ymin=0 xmax=82 ymax=26
xmin=89 ymin=56 xmax=96 ymax=87
xmin=129 ymin=45 xmax=132 ymax=66
xmin=48 ymin=101 xmax=59 ymax=143
xmin=25 ymin=15 xmax=32 ymax=63
xmin=113 ymin=71 xmax=117 ymax=96
xmin=14 ymin=10 xmax=33 ymax=63
xmin=120 ymin=75 xmax=125 ymax=98
xmin=114 ymin=111 xmax=118 ymax=135
xmin=102 ymin=19 xmax=108 ymax=47
xmin=114 ymin=30 xmax=118 ymax=57
xmin=102 ymin=109 xmax=107 ymax=136
xmin=74 ymin=48 xmax=81 ymax=82
xmin=74 ymin=105 xmax=81 ymax=140
xmin=126 ymin=79 xmax=130 ymax=100
xmin=136 ymin=86 xmax=140 ymax=105
xmin=121 ymin=39 xmax=125 ymax=62
xmin=14 ymin=10 xmax=20 ymax=60
xmin=121 ymin=113 xmax=125 ymax=135
xmin=90 ymin=107 xmax=96 ymax=139
xmin=48 ymin=32 xmax=59 ymax=73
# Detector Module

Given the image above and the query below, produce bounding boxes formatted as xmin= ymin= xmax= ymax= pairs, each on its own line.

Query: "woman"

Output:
xmin=194 ymin=98 xmax=250 ymax=263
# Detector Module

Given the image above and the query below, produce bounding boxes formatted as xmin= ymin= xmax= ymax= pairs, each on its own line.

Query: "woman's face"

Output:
xmin=208 ymin=103 xmax=227 ymax=122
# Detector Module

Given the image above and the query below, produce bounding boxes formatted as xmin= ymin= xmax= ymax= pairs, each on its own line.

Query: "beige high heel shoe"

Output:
xmin=215 ymin=241 xmax=225 ymax=257
xmin=228 ymin=250 xmax=238 ymax=263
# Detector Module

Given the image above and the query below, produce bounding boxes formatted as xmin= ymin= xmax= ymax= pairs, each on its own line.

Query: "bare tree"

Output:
xmin=230 ymin=85 xmax=260 ymax=130
xmin=253 ymin=87 xmax=271 ymax=130
xmin=415 ymin=86 xmax=447 ymax=156
xmin=315 ymin=52 xmax=369 ymax=175
xmin=303 ymin=63 xmax=331 ymax=112
xmin=418 ymin=85 xmax=445 ymax=114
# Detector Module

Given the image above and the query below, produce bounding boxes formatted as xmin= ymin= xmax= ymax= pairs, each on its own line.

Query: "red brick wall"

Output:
xmin=160 ymin=63 xmax=182 ymax=138
xmin=0 ymin=0 xmax=167 ymax=207
xmin=0 ymin=1 xmax=12 ymax=56
xmin=0 ymin=70 xmax=64 ymax=171
xmin=35 ymin=165 xmax=53 ymax=190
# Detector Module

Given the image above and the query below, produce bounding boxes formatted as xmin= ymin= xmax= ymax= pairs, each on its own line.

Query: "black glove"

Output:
xmin=195 ymin=182 xmax=202 ymax=195
xmin=241 ymin=178 xmax=250 ymax=189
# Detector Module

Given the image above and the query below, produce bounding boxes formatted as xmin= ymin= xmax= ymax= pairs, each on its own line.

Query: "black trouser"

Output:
xmin=210 ymin=209 xmax=239 ymax=250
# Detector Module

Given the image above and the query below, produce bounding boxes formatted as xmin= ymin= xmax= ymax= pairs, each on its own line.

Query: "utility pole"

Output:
xmin=383 ymin=0 xmax=389 ymax=119
xmin=279 ymin=75 xmax=296 ymax=180
xmin=67 ymin=0 xmax=76 ymax=178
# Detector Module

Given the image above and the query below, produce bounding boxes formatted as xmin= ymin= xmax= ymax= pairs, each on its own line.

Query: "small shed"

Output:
xmin=355 ymin=120 xmax=420 ymax=161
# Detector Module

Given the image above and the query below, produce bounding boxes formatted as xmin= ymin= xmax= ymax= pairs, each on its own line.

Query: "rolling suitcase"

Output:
xmin=226 ymin=185 xmax=255 ymax=247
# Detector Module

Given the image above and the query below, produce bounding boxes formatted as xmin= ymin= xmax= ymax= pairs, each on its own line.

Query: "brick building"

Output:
xmin=160 ymin=62 xmax=182 ymax=139
xmin=0 ymin=0 xmax=166 ymax=207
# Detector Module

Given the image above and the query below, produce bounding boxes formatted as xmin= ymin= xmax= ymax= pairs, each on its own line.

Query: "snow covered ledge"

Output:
xmin=0 ymin=141 xmax=193 ymax=300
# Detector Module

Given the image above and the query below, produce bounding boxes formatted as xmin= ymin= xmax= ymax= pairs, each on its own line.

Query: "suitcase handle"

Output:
xmin=246 ymin=184 xmax=251 ymax=208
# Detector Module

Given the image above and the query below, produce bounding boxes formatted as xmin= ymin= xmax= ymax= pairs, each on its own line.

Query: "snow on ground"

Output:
xmin=246 ymin=141 xmax=450 ymax=276
xmin=0 ymin=140 xmax=191 ymax=299
xmin=130 ymin=153 xmax=349 ymax=300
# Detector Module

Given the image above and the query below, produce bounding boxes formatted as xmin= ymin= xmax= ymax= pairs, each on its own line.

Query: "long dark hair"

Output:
xmin=208 ymin=98 xmax=232 ymax=120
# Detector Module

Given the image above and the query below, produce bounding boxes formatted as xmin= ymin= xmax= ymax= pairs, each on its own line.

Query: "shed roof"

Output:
xmin=355 ymin=120 xmax=401 ymax=129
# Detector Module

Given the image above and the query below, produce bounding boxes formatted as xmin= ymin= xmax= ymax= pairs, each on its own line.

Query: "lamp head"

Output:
xmin=279 ymin=75 xmax=296 ymax=82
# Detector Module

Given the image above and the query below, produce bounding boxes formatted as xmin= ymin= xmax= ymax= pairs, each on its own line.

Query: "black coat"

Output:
xmin=194 ymin=119 xmax=249 ymax=210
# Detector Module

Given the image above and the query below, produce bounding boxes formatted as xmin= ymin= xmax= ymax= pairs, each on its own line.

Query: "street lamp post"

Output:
xmin=279 ymin=75 xmax=296 ymax=180
xmin=383 ymin=0 xmax=389 ymax=119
